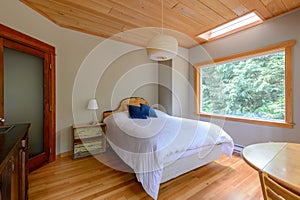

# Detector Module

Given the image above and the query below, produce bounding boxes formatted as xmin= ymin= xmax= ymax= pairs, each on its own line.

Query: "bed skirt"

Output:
xmin=161 ymin=144 xmax=222 ymax=183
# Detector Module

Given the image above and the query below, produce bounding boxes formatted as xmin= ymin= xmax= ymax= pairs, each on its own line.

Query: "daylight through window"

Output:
xmin=194 ymin=40 xmax=295 ymax=128
xmin=197 ymin=12 xmax=263 ymax=40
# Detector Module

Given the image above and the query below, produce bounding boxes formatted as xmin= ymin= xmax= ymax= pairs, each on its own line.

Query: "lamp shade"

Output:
xmin=87 ymin=98 xmax=99 ymax=110
xmin=147 ymin=34 xmax=178 ymax=61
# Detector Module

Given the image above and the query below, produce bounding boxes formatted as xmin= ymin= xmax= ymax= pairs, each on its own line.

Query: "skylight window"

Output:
xmin=198 ymin=12 xmax=263 ymax=40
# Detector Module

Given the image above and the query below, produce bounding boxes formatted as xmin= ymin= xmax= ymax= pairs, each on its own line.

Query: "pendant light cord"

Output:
xmin=161 ymin=0 xmax=164 ymax=34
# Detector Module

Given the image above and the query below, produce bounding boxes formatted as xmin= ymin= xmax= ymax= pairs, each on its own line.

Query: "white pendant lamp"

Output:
xmin=147 ymin=34 xmax=178 ymax=61
xmin=147 ymin=0 xmax=178 ymax=61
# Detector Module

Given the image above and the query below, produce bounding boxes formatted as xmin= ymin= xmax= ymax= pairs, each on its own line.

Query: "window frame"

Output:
xmin=194 ymin=40 xmax=295 ymax=128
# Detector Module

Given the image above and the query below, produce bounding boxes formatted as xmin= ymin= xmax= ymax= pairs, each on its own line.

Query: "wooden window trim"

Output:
xmin=194 ymin=40 xmax=295 ymax=128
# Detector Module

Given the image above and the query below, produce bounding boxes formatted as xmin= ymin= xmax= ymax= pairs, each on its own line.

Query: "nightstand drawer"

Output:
xmin=74 ymin=126 xmax=103 ymax=140
xmin=74 ymin=141 xmax=105 ymax=159
xmin=72 ymin=123 xmax=106 ymax=159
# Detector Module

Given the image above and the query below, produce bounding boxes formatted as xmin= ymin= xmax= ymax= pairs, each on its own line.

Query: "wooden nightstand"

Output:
xmin=72 ymin=123 xmax=106 ymax=159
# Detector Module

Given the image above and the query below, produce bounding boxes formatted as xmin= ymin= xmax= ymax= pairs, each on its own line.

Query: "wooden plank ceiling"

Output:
xmin=21 ymin=0 xmax=300 ymax=48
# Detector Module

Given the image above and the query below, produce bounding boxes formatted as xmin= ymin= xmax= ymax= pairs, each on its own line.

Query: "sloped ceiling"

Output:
xmin=21 ymin=0 xmax=300 ymax=48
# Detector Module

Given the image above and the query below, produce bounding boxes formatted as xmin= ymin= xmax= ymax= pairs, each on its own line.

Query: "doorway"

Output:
xmin=0 ymin=24 xmax=56 ymax=171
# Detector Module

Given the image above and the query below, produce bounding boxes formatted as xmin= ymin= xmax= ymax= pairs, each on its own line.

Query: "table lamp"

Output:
xmin=87 ymin=98 xmax=99 ymax=125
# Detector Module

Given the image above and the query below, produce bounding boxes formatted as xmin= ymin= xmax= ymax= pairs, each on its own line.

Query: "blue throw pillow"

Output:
xmin=140 ymin=103 xmax=158 ymax=118
xmin=128 ymin=105 xmax=147 ymax=119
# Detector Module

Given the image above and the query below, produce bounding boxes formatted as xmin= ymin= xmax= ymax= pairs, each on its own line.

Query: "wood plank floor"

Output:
xmin=28 ymin=149 xmax=263 ymax=200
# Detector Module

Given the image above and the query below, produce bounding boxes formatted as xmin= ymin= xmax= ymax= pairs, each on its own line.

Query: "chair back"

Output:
xmin=261 ymin=172 xmax=300 ymax=200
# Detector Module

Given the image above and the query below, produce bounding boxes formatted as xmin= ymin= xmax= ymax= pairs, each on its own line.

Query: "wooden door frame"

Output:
xmin=0 ymin=23 xmax=56 ymax=163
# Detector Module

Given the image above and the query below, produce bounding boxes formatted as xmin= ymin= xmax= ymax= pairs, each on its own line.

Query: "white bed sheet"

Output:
xmin=104 ymin=110 xmax=234 ymax=199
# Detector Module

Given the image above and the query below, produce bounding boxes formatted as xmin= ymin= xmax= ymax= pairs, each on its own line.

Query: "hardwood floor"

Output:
xmin=28 ymin=149 xmax=263 ymax=200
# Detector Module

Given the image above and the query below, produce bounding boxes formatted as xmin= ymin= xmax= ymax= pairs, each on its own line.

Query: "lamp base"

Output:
xmin=90 ymin=111 xmax=98 ymax=125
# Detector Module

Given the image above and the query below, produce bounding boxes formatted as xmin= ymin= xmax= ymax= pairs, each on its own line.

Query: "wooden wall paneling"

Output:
xmin=19 ymin=0 xmax=300 ymax=48
xmin=218 ymin=0 xmax=250 ymax=16
xmin=13 ymin=1 xmax=300 ymax=51
xmin=242 ymin=0 xmax=273 ymax=18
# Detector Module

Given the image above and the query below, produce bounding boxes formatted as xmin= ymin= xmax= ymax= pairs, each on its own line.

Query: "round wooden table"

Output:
xmin=242 ymin=142 xmax=300 ymax=195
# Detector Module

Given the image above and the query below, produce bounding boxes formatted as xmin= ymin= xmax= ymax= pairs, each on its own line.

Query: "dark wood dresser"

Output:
xmin=0 ymin=124 xmax=30 ymax=200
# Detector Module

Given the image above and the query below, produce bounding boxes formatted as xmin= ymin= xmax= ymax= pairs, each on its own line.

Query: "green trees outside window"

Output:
xmin=194 ymin=40 xmax=295 ymax=128
xmin=201 ymin=51 xmax=285 ymax=121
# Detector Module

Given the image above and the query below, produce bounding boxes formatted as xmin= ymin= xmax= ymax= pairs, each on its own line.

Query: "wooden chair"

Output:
xmin=260 ymin=172 xmax=300 ymax=200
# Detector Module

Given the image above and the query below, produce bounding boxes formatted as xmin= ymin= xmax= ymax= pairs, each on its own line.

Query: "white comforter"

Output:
xmin=104 ymin=110 xmax=234 ymax=199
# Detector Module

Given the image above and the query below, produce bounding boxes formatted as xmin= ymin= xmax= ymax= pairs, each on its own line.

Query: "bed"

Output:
xmin=103 ymin=97 xmax=234 ymax=199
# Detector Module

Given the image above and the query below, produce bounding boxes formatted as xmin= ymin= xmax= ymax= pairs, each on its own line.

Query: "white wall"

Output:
xmin=189 ymin=9 xmax=300 ymax=146
xmin=172 ymin=48 xmax=190 ymax=118
xmin=158 ymin=60 xmax=173 ymax=114
xmin=156 ymin=47 xmax=191 ymax=117
xmin=0 ymin=0 xmax=158 ymax=154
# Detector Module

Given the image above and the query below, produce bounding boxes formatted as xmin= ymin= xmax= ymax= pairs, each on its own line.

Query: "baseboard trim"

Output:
xmin=234 ymin=144 xmax=244 ymax=154
xmin=56 ymin=151 xmax=72 ymax=158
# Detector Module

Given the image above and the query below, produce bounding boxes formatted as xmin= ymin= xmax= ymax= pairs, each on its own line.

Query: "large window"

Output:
xmin=194 ymin=40 xmax=295 ymax=128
